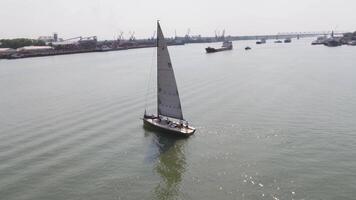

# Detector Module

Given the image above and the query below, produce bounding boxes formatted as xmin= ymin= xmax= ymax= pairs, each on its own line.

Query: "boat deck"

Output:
xmin=143 ymin=117 xmax=195 ymax=136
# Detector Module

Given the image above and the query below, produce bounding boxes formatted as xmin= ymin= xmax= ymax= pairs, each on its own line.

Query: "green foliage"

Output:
xmin=0 ymin=38 xmax=45 ymax=49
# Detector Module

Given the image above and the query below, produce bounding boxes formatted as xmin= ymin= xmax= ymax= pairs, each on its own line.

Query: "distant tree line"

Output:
xmin=0 ymin=38 xmax=45 ymax=49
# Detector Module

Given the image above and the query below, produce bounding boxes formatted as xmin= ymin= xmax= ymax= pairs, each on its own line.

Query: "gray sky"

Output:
xmin=0 ymin=0 xmax=355 ymax=39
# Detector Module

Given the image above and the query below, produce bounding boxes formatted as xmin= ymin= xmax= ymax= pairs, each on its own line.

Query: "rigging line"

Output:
xmin=144 ymin=43 xmax=156 ymax=112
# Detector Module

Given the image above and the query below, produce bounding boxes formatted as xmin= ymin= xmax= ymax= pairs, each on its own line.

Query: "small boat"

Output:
xmin=9 ymin=53 xmax=24 ymax=59
xmin=311 ymin=36 xmax=327 ymax=45
xmin=142 ymin=21 xmax=196 ymax=137
xmin=284 ymin=38 xmax=292 ymax=43
xmin=274 ymin=40 xmax=283 ymax=43
xmin=245 ymin=46 xmax=251 ymax=50
xmin=205 ymin=41 xmax=233 ymax=53
xmin=97 ymin=45 xmax=112 ymax=52
xmin=256 ymin=38 xmax=266 ymax=44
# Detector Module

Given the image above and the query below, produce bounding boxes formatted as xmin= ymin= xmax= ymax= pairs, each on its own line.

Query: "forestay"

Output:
xmin=156 ymin=22 xmax=184 ymax=120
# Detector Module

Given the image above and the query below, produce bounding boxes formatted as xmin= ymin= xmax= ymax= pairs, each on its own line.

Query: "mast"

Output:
xmin=156 ymin=21 xmax=184 ymax=120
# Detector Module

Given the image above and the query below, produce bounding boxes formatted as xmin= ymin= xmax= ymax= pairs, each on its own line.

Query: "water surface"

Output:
xmin=0 ymin=39 xmax=355 ymax=200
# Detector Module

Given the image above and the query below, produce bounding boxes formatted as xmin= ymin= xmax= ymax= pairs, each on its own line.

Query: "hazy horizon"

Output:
xmin=1 ymin=0 xmax=355 ymax=40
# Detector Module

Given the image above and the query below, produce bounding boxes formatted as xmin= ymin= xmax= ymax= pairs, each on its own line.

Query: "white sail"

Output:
xmin=156 ymin=22 xmax=184 ymax=120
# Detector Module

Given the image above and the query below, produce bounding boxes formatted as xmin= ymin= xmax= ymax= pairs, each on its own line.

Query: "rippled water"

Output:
xmin=1 ymin=39 xmax=356 ymax=200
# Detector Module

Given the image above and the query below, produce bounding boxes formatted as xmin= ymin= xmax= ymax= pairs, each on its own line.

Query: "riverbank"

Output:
xmin=0 ymin=43 xmax=178 ymax=60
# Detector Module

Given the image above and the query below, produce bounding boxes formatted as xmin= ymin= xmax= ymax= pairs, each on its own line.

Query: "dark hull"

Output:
xmin=143 ymin=118 xmax=195 ymax=137
xmin=324 ymin=41 xmax=341 ymax=47
xmin=311 ymin=42 xmax=324 ymax=45
xmin=205 ymin=47 xmax=232 ymax=53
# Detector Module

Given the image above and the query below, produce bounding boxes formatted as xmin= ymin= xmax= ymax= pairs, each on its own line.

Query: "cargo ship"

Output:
xmin=205 ymin=41 xmax=233 ymax=53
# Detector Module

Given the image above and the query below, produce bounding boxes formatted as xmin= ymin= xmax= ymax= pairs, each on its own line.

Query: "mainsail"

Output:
xmin=156 ymin=22 xmax=184 ymax=120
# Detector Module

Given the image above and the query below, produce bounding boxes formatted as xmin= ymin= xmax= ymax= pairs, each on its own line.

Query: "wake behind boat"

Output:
xmin=142 ymin=21 xmax=196 ymax=137
xmin=205 ymin=41 xmax=233 ymax=53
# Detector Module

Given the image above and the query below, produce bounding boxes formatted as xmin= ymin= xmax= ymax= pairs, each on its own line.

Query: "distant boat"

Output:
xmin=205 ymin=41 xmax=233 ymax=53
xmin=311 ymin=36 xmax=327 ymax=45
xmin=245 ymin=46 xmax=251 ymax=50
xmin=324 ymin=38 xmax=341 ymax=47
xmin=284 ymin=38 xmax=292 ymax=43
xmin=142 ymin=21 xmax=196 ymax=137
xmin=312 ymin=30 xmax=342 ymax=47
xmin=274 ymin=40 xmax=283 ymax=43
xmin=9 ymin=53 xmax=24 ymax=59
xmin=256 ymin=38 xmax=266 ymax=44
xmin=97 ymin=45 xmax=112 ymax=52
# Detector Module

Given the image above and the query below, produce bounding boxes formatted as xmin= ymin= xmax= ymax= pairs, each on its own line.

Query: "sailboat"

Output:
xmin=143 ymin=21 xmax=196 ymax=137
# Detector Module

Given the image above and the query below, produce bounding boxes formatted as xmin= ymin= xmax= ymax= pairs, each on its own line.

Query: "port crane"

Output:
xmin=112 ymin=31 xmax=124 ymax=47
xmin=63 ymin=36 xmax=82 ymax=42
xmin=117 ymin=31 xmax=124 ymax=44
xmin=116 ymin=31 xmax=124 ymax=41
xmin=185 ymin=28 xmax=191 ymax=39
xmin=214 ymin=29 xmax=225 ymax=41
xmin=221 ymin=29 xmax=225 ymax=40
xmin=129 ymin=31 xmax=136 ymax=41
xmin=80 ymin=36 xmax=97 ymax=41
xmin=62 ymin=36 xmax=97 ymax=42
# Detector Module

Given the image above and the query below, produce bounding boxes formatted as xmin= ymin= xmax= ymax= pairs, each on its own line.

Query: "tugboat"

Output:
xmin=205 ymin=41 xmax=233 ymax=53
xmin=324 ymin=38 xmax=341 ymax=47
xmin=323 ymin=31 xmax=342 ymax=47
